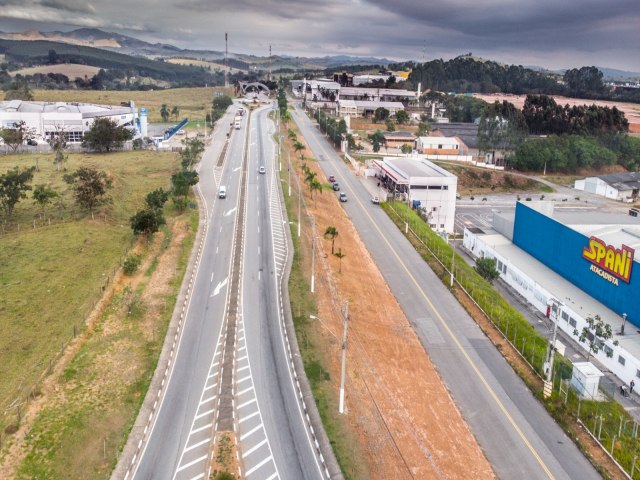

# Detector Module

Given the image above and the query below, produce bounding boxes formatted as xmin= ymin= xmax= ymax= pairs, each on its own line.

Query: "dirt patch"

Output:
xmin=290 ymin=143 xmax=495 ymax=478
xmin=210 ymin=432 xmax=239 ymax=479
xmin=436 ymin=162 xmax=541 ymax=195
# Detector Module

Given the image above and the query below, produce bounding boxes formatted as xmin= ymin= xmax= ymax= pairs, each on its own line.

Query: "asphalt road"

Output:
xmin=130 ymin=103 xmax=323 ymax=480
xmin=290 ymin=103 xmax=601 ymax=480
xmin=238 ymin=105 xmax=323 ymax=479
xmin=131 ymin=106 xmax=245 ymax=479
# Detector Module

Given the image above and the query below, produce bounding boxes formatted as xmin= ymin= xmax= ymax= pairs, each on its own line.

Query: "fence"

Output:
xmin=386 ymin=200 xmax=640 ymax=479
xmin=0 ymin=240 xmax=134 ymax=449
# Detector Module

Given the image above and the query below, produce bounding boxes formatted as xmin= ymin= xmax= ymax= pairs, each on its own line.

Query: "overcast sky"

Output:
xmin=1 ymin=0 xmax=639 ymax=72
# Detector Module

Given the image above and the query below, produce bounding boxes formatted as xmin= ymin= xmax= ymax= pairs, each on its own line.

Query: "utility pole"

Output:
xmin=544 ymin=300 xmax=562 ymax=397
xmin=339 ymin=302 xmax=349 ymax=414
xmin=297 ymin=178 xmax=301 ymax=238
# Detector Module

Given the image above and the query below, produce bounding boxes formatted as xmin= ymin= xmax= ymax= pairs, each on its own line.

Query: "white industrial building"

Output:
xmin=373 ymin=157 xmax=457 ymax=233
xmin=574 ymin=173 xmax=640 ymax=203
xmin=0 ymin=100 xmax=141 ymax=143
xmin=463 ymin=202 xmax=640 ymax=388
xmin=336 ymin=99 xmax=405 ymax=118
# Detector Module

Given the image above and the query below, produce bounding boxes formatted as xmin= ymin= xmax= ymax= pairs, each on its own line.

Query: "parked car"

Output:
xmin=26 ymin=139 xmax=38 ymax=146
xmin=339 ymin=192 xmax=347 ymax=202
xmin=332 ymin=182 xmax=340 ymax=191
xmin=259 ymin=166 xmax=266 ymax=174
xmin=328 ymin=175 xmax=336 ymax=182
xmin=371 ymin=196 xmax=380 ymax=204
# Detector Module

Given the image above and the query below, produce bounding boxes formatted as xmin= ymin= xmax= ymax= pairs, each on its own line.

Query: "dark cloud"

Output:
xmin=39 ymin=0 xmax=96 ymax=14
xmin=0 ymin=0 xmax=638 ymax=71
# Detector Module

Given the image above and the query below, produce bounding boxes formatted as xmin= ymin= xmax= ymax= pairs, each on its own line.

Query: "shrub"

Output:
xmin=123 ymin=254 xmax=142 ymax=275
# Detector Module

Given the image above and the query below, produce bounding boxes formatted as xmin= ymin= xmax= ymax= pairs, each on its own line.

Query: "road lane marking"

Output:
xmin=245 ymin=455 xmax=273 ymax=476
xmin=195 ymin=408 xmax=214 ymax=420
xmin=242 ymin=438 xmax=268 ymax=458
xmin=240 ymin=423 xmax=263 ymax=441
xmin=211 ymin=277 xmax=228 ymax=297
xmin=175 ymin=454 xmax=207 ymax=473
xmin=237 ymin=397 xmax=256 ymax=409
xmin=191 ymin=423 xmax=212 ymax=435
xmin=238 ymin=410 xmax=260 ymax=423
xmin=184 ymin=438 xmax=211 ymax=453
xmin=297 ymin=106 xmax=556 ymax=480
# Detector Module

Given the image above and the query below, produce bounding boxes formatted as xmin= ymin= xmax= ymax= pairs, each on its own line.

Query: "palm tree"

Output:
xmin=324 ymin=226 xmax=338 ymax=255
xmin=310 ymin=178 xmax=322 ymax=199
xmin=160 ymin=104 xmax=170 ymax=122
xmin=305 ymin=170 xmax=317 ymax=190
xmin=334 ymin=248 xmax=346 ymax=273
xmin=171 ymin=106 xmax=180 ymax=121
xmin=293 ymin=141 xmax=305 ymax=159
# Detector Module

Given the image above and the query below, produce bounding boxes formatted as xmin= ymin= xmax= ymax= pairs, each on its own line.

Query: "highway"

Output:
xmin=125 ymin=103 xmax=324 ymax=480
xmin=290 ymin=103 xmax=601 ymax=480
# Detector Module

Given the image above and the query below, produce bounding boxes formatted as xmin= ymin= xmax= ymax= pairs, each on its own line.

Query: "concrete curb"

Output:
xmin=277 ymin=165 xmax=344 ymax=479
xmin=111 ymin=152 xmax=210 ymax=480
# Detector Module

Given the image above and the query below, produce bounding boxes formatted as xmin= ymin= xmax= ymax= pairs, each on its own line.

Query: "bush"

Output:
xmin=123 ymin=254 xmax=142 ymax=275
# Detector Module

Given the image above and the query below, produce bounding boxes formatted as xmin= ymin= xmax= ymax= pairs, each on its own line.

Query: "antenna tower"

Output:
xmin=268 ymin=44 xmax=272 ymax=82
xmin=224 ymin=33 xmax=229 ymax=88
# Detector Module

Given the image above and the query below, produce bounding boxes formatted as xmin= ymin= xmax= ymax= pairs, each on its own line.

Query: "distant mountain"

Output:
xmin=0 ymin=28 xmax=389 ymax=71
xmin=598 ymin=67 xmax=640 ymax=82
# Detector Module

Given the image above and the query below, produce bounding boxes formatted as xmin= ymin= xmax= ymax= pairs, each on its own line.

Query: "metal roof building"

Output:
xmin=575 ymin=172 xmax=640 ymax=203
xmin=0 ymin=100 xmax=136 ymax=143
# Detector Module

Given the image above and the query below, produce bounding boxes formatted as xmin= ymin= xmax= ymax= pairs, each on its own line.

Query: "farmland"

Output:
xmin=10 ymin=64 xmax=102 ymax=79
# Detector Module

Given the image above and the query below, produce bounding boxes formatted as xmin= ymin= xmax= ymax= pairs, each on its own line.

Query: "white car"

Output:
xmin=259 ymin=166 xmax=266 ymax=174
xmin=371 ymin=196 xmax=380 ymax=204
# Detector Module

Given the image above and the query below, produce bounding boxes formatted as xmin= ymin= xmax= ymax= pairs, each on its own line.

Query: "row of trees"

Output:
xmin=522 ymin=94 xmax=628 ymax=135
xmin=511 ymin=134 xmax=640 ymax=172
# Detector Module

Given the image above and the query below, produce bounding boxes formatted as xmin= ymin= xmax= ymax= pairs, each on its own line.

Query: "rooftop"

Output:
xmin=432 ymin=122 xmax=479 ymax=148
xmin=477 ymin=231 xmax=640 ymax=359
xmin=383 ymin=131 xmax=416 ymax=139
xmin=337 ymin=99 xmax=405 ymax=110
xmin=0 ymin=100 xmax=134 ymax=117
xmin=340 ymin=86 xmax=416 ymax=98
xmin=377 ymin=157 xmax=456 ymax=182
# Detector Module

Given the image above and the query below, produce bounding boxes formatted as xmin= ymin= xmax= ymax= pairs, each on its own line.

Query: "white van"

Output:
xmin=218 ymin=186 xmax=226 ymax=198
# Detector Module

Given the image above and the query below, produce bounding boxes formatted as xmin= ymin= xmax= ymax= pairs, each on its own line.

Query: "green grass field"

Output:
xmin=0 ymin=150 xmax=178 ymax=425
xmin=0 ymin=87 xmax=233 ymax=124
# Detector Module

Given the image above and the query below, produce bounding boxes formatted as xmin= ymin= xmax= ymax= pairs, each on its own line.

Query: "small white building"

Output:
xmin=571 ymin=362 xmax=604 ymax=399
xmin=0 ymin=100 xmax=137 ymax=143
xmin=574 ymin=173 xmax=640 ymax=203
xmin=373 ymin=157 xmax=457 ymax=233
xmin=415 ymin=136 xmax=461 ymax=155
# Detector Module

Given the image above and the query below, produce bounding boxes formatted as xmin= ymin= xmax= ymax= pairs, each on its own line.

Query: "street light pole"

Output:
xmin=297 ymin=180 xmax=301 ymax=238
xmin=311 ymin=235 xmax=315 ymax=293
xmin=450 ymin=235 xmax=456 ymax=287
xmin=288 ymin=150 xmax=291 ymax=197
xmin=339 ymin=302 xmax=349 ymax=414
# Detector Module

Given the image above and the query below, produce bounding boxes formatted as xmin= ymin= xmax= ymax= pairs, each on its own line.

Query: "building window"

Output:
xmin=569 ymin=318 xmax=577 ymax=328
xmin=440 ymin=224 xmax=445 ymax=229
xmin=561 ymin=311 xmax=569 ymax=321
xmin=432 ymin=207 xmax=437 ymax=212
xmin=636 ymin=369 xmax=640 ymax=378
xmin=438 ymin=144 xmax=443 ymax=149
xmin=502 ymin=264 xmax=507 ymax=274
xmin=497 ymin=260 xmax=503 ymax=271
xmin=619 ymin=355 xmax=626 ymax=366
xmin=604 ymin=345 xmax=613 ymax=356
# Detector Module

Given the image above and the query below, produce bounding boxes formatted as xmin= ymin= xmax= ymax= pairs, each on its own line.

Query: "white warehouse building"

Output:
xmin=0 ymin=100 xmax=139 ymax=143
xmin=373 ymin=157 xmax=457 ymax=233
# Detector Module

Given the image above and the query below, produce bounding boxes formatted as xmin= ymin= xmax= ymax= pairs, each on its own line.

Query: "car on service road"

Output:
xmin=371 ymin=196 xmax=380 ymax=204
xmin=339 ymin=192 xmax=347 ymax=202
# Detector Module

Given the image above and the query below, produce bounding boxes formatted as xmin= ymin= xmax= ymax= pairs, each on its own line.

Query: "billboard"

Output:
xmin=513 ymin=203 xmax=639 ymax=327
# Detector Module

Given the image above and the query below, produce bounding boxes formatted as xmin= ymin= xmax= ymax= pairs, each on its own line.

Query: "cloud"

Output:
xmin=39 ymin=0 xmax=96 ymax=14
xmin=0 ymin=0 xmax=638 ymax=71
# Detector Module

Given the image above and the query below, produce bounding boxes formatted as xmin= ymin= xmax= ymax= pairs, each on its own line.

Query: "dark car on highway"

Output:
xmin=332 ymin=182 xmax=340 ymax=191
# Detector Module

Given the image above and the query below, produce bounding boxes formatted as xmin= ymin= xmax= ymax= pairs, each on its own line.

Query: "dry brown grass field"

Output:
xmin=10 ymin=64 xmax=102 ymax=79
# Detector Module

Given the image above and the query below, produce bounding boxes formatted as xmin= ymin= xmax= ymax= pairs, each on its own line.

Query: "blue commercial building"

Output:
xmin=513 ymin=203 xmax=640 ymax=329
